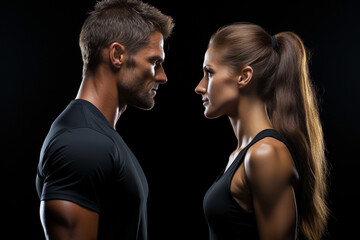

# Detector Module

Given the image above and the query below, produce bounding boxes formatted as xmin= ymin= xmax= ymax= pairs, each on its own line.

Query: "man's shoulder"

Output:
xmin=39 ymin=127 xmax=118 ymax=175
xmin=51 ymin=128 xmax=116 ymax=154
xmin=45 ymin=100 xmax=116 ymax=151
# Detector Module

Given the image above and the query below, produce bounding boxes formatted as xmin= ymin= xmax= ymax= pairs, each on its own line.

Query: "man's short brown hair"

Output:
xmin=79 ymin=0 xmax=174 ymax=75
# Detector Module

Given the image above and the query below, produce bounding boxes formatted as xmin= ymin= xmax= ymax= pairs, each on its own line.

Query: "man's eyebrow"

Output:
xmin=148 ymin=56 xmax=164 ymax=63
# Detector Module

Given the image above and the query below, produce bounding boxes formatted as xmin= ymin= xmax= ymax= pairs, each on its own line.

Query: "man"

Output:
xmin=35 ymin=0 xmax=174 ymax=239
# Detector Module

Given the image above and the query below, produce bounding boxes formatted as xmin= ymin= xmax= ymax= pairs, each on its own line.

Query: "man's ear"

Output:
xmin=237 ymin=66 xmax=253 ymax=88
xmin=109 ymin=42 xmax=126 ymax=69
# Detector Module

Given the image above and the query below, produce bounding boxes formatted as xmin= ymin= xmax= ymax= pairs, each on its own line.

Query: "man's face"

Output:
xmin=119 ymin=31 xmax=167 ymax=110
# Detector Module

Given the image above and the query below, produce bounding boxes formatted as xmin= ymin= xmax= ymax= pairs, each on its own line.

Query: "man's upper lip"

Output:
xmin=202 ymin=97 xmax=208 ymax=102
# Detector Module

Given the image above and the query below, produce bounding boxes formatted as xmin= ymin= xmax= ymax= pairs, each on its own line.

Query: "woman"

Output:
xmin=195 ymin=23 xmax=329 ymax=240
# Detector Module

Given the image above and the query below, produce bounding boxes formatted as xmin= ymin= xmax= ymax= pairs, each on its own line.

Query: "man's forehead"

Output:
xmin=138 ymin=32 xmax=165 ymax=58
xmin=146 ymin=31 xmax=164 ymax=49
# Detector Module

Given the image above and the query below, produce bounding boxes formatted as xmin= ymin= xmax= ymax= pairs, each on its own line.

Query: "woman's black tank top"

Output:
xmin=203 ymin=129 xmax=299 ymax=240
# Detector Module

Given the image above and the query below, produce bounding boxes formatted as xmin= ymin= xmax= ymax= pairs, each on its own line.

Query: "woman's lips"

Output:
xmin=202 ymin=98 xmax=209 ymax=106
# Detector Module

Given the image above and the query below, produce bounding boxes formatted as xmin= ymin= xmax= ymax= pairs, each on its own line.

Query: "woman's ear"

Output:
xmin=237 ymin=66 xmax=253 ymax=88
xmin=109 ymin=42 xmax=126 ymax=69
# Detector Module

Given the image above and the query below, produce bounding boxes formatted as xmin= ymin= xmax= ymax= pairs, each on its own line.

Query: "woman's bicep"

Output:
xmin=40 ymin=200 xmax=99 ymax=240
xmin=253 ymin=186 xmax=297 ymax=240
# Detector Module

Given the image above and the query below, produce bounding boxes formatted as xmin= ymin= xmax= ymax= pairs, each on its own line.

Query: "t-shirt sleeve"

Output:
xmin=38 ymin=128 xmax=117 ymax=213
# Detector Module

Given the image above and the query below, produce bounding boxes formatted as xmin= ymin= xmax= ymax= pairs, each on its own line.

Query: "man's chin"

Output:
xmin=132 ymin=99 xmax=155 ymax=110
xmin=135 ymin=105 xmax=154 ymax=111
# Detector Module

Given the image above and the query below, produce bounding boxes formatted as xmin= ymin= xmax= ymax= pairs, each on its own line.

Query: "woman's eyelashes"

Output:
xmin=204 ymin=67 xmax=214 ymax=78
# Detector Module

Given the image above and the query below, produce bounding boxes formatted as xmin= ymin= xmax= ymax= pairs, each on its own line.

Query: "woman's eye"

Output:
xmin=203 ymin=66 xmax=215 ymax=78
xmin=206 ymin=69 xmax=214 ymax=77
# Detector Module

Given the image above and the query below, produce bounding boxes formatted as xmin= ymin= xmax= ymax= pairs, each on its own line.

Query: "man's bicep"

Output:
xmin=40 ymin=200 xmax=99 ymax=240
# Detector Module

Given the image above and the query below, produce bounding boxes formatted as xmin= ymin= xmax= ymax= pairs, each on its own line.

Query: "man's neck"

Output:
xmin=76 ymin=71 xmax=126 ymax=129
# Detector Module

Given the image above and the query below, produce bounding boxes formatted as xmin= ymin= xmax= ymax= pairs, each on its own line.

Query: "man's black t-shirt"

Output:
xmin=36 ymin=99 xmax=148 ymax=240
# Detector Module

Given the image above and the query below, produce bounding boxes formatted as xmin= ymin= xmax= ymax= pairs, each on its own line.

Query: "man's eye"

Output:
xmin=154 ymin=62 xmax=161 ymax=68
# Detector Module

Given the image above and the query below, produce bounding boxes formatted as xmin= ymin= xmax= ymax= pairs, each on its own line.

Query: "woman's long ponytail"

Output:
xmin=269 ymin=32 xmax=329 ymax=240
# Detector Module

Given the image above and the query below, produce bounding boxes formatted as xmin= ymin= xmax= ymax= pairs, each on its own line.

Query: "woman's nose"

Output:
xmin=195 ymin=79 xmax=206 ymax=95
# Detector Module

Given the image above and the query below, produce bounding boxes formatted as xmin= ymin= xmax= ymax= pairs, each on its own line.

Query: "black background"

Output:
xmin=1 ymin=0 xmax=359 ymax=239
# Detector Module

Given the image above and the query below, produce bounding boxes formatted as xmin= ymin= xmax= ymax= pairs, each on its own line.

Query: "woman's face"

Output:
xmin=195 ymin=47 xmax=240 ymax=118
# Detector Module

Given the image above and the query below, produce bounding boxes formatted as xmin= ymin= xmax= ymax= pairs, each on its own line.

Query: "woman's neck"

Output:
xmin=228 ymin=96 xmax=273 ymax=152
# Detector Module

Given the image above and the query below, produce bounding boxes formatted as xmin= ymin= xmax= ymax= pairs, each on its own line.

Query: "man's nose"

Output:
xmin=155 ymin=65 xmax=167 ymax=84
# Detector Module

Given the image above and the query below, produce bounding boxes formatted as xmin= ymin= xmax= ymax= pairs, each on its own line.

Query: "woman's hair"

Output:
xmin=79 ymin=0 xmax=174 ymax=76
xmin=209 ymin=22 xmax=329 ymax=240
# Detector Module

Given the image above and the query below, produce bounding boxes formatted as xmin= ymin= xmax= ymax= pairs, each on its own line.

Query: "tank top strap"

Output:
xmin=260 ymin=129 xmax=299 ymax=174
xmin=231 ymin=129 xmax=299 ymax=178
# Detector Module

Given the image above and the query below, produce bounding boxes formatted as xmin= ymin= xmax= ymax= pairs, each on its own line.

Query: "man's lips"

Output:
xmin=152 ymin=85 xmax=159 ymax=91
xmin=150 ymin=87 xmax=158 ymax=96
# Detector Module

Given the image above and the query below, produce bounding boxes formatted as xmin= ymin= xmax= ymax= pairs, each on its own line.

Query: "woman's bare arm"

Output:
xmin=245 ymin=141 xmax=298 ymax=240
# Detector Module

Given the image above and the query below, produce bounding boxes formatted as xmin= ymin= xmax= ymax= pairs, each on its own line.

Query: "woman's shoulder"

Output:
xmin=244 ymin=137 xmax=296 ymax=187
